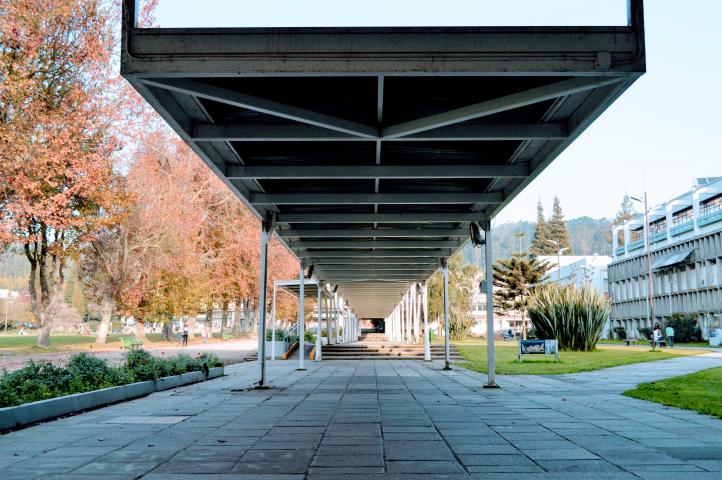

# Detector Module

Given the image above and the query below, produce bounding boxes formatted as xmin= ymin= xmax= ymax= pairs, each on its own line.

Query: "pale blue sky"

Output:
xmin=150 ymin=1 xmax=722 ymax=223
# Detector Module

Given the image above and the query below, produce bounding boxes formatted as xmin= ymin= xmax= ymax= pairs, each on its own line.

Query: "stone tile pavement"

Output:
xmin=1 ymin=353 xmax=722 ymax=479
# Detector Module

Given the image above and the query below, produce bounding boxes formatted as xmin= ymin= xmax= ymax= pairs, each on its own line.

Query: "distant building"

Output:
xmin=537 ymin=255 xmax=612 ymax=336
xmin=538 ymin=255 xmax=612 ymax=295
xmin=608 ymin=177 xmax=722 ymax=338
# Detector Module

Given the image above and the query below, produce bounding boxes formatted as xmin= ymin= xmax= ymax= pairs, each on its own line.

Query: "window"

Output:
xmin=649 ymin=218 xmax=666 ymax=236
xmin=631 ymin=227 xmax=644 ymax=242
xmin=701 ymin=194 xmax=722 ymax=217
xmin=672 ymin=207 xmax=693 ymax=227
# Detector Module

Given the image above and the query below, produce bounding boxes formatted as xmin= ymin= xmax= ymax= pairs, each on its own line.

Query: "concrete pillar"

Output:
xmin=271 ymin=284 xmax=277 ymax=361
xmin=483 ymin=221 xmax=499 ymax=388
xmin=298 ymin=262 xmax=306 ymax=371
xmin=423 ymin=283 xmax=431 ymax=361
xmin=256 ymin=216 xmax=274 ymax=387
xmin=405 ymin=291 xmax=412 ymax=343
xmin=324 ymin=293 xmax=331 ymax=344
xmin=316 ymin=286 xmax=322 ymax=361
xmin=442 ymin=258 xmax=451 ymax=370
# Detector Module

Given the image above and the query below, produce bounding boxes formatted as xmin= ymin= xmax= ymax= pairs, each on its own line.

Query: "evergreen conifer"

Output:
xmin=530 ymin=201 xmax=555 ymax=256
xmin=547 ymin=196 xmax=573 ymax=253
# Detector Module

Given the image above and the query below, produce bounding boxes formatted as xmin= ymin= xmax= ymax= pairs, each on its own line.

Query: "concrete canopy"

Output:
xmin=121 ymin=0 xmax=645 ymax=320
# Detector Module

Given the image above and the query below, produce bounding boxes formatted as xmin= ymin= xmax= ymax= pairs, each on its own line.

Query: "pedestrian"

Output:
xmin=182 ymin=325 xmax=189 ymax=347
xmin=202 ymin=325 xmax=209 ymax=344
xmin=665 ymin=324 xmax=675 ymax=348
xmin=653 ymin=322 xmax=662 ymax=348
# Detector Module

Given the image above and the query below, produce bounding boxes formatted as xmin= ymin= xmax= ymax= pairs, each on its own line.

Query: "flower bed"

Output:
xmin=0 ymin=349 xmax=223 ymax=408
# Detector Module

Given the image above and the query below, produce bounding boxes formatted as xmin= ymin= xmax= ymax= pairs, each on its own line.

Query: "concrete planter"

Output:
xmin=0 ymin=366 xmax=224 ymax=432
xmin=265 ymin=340 xmax=287 ymax=358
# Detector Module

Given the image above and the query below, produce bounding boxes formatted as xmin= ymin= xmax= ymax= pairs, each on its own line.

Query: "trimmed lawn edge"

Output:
xmin=623 ymin=366 xmax=722 ymax=419
xmin=0 ymin=366 xmax=224 ymax=432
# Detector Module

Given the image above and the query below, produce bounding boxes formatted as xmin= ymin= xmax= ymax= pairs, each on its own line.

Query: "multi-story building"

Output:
xmin=608 ymin=177 xmax=722 ymax=338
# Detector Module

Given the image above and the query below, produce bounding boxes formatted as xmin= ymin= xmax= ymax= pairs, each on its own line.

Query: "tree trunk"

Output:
xmin=220 ymin=299 xmax=229 ymax=335
xmin=95 ymin=298 xmax=114 ymax=345
xmin=134 ymin=319 xmax=146 ymax=339
xmin=243 ymin=299 xmax=251 ymax=334
xmin=521 ymin=308 xmax=527 ymax=340
xmin=205 ymin=305 xmax=213 ymax=334
xmin=232 ymin=298 xmax=242 ymax=335
xmin=161 ymin=321 xmax=173 ymax=341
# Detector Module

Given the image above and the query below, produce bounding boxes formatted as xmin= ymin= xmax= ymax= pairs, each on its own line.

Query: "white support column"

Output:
xmin=423 ymin=283 xmax=431 ymax=361
xmin=325 ymin=293 xmax=331 ymax=344
xmin=298 ymin=261 xmax=306 ymax=371
xmin=256 ymin=215 xmax=274 ymax=387
xmin=271 ymin=284 xmax=277 ymax=361
xmin=316 ymin=286 xmax=323 ymax=361
xmin=483 ymin=221 xmax=499 ymax=388
xmin=406 ymin=289 xmax=414 ymax=343
xmin=335 ymin=294 xmax=341 ymax=343
xmin=442 ymin=258 xmax=451 ymax=370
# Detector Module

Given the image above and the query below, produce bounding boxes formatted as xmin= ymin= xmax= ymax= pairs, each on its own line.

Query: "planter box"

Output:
xmin=155 ymin=375 xmax=182 ymax=391
xmin=0 ymin=381 xmax=154 ymax=432
xmin=265 ymin=340 xmax=287 ymax=358
xmin=0 ymin=366 xmax=224 ymax=432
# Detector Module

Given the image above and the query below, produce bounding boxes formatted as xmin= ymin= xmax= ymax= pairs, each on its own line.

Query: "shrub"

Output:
xmin=449 ymin=310 xmax=476 ymax=341
xmin=638 ymin=327 xmax=652 ymax=340
xmin=666 ymin=313 xmax=702 ymax=343
xmin=304 ymin=330 xmax=315 ymax=342
xmin=527 ymin=283 xmax=609 ymax=351
xmin=66 ymin=353 xmax=132 ymax=389
xmin=265 ymin=330 xmax=285 ymax=341
xmin=613 ymin=326 xmax=627 ymax=340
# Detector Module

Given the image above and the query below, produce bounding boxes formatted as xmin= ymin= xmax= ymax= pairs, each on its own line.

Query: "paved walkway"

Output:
xmin=1 ymin=353 xmax=722 ymax=479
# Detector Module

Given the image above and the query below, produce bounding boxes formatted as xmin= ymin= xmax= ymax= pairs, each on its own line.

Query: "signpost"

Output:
xmin=518 ymin=339 xmax=559 ymax=362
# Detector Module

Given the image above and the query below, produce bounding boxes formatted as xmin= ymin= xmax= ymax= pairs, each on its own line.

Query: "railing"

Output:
xmin=615 ymin=246 xmax=625 ymax=256
xmin=698 ymin=207 xmax=722 ymax=227
xmin=627 ymin=239 xmax=644 ymax=251
xmin=649 ymin=231 xmax=666 ymax=243
xmin=670 ymin=220 xmax=693 ymax=236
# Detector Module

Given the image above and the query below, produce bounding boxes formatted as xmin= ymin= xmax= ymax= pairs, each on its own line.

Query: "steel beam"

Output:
xmin=311 ymin=258 xmax=439 ymax=265
xmin=299 ymin=250 xmax=454 ymax=259
xmin=383 ymin=77 xmax=625 ymax=138
xmin=277 ymin=213 xmax=488 ymax=224
xmin=229 ymin=164 xmax=528 ymax=180
xmin=277 ymin=228 xmax=467 ymax=238
xmin=142 ymin=78 xmax=378 ymax=138
xmin=193 ymin=123 xmax=566 ymax=142
xmin=251 ymin=192 xmax=502 ymax=205
xmin=289 ymin=240 xmax=461 ymax=249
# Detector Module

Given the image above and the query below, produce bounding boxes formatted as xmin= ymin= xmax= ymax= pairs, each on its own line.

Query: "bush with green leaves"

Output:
xmin=638 ymin=327 xmax=652 ymax=341
xmin=666 ymin=313 xmax=702 ymax=343
xmin=613 ymin=326 xmax=627 ymax=340
xmin=265 ymin=330 xmax=286 ymax=341
xmin=0 ymin=350 xmax=223 ymax=407
xmin=527 ymin=283 xmax=609 ymax=351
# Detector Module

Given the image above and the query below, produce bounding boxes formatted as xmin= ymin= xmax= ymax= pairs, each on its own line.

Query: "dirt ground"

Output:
xmin=0 ymin=337 xmax=259 ymax=372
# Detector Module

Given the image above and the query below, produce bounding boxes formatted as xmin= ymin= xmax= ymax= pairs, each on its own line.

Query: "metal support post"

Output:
xmin=324 ymin=293 xmax=331 ymax=343
xmin=483 ymin=221 xmax=499 ymax=388
xmin=442 ymin=258 xmax=451 ymax=370
xmin=423 ymin=283 xmax=431 ymax=361
xmin=406 ymin=291 xmax=412 ymax=343
xmin=335 ymin=294 xmax=341 ymax=343
xmin=256 ymin=214 xmax=274 ymax=388
xmin=298 ymin=261 xmax=306 ymax=371
xmin=316 ymin=285 xmax=323 ymax=361
xmin=271 ymin=284 xmax=277 ymax=361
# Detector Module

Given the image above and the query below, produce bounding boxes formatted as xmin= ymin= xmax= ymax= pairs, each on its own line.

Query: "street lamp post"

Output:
xmin=631 ymin=192 xmax=656 ymax=351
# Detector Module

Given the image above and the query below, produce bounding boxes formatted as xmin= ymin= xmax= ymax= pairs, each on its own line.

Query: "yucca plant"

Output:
xmin=527 ymin=283 xmax=609 ymax=351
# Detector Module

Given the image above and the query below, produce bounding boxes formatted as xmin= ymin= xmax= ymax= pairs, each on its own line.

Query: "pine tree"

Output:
xmin=493 ymin=252 xmax=551 ymax=339
xmin=547 ymin=196 xmax=573 ymax=254
xmin=530 ymin=201 xmax=555 ymax=256
xmin=613 ymin=194 xmax=637 ymax=227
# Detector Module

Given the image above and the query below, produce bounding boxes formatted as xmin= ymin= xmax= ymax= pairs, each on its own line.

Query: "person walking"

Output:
xmin=182 ymin=325 xmax=189 ymax=347
xmin=653 ymin=322 xmax=662 ymax=348
xmin=665 ymin=324 xmax=675 ymax=348
xmin=202 ymin=325 xmax=209 ymax=344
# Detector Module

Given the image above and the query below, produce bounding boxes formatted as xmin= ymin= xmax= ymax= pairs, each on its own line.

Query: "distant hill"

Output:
xmin=462 ymin=216 xmax=613 ymax=268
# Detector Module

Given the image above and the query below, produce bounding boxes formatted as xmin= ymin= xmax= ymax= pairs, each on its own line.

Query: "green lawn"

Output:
xmin=456 ymin=340 xmax=705 ymax=375
xmin=598 ymin=339 xmax=718 ymax=348
xmin=624 ymin=367 xmax=722 ymax=418
xmin=0 ymin=334 xmax=165 ymax=351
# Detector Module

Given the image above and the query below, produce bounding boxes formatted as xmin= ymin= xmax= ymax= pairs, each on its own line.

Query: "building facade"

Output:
xmin=608 ymin=177 xmax=722 ymax=338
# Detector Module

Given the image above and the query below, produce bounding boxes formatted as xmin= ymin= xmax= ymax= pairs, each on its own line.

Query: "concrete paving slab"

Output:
xmin=0 ymin=355 xmax=720 ymax=479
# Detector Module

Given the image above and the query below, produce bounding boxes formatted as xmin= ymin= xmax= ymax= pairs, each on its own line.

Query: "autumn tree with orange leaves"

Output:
xmin=0 ymin=0 xmax=124 ymax=346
